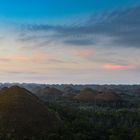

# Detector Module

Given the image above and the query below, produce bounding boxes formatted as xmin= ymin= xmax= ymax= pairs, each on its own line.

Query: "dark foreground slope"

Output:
xmin=0 ymin=86 xmax=61 ymax=138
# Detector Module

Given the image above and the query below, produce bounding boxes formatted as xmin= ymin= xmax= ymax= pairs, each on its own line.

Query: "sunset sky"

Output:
xmin=0 ymin=0 xmax=140 ymax=84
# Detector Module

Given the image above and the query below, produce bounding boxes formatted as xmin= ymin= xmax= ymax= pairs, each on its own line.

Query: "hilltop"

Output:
xmin=74 ymin=88 xmax=98 ymax=102
xmin=0 ymin=86 xmax=61 ymax=138
xmin=95 ymin=91 xmax=121 ymax=102
xmin=33 ymin=87 xmax=63 ymax=101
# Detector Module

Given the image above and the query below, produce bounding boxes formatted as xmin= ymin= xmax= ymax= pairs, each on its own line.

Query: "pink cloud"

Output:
xmin=72 ymin=48 xmax=94 ymax=58
xmin=0 ymin=56 xmax=29 ymax=62
xmin=103 ymin=64 xmax=134 ymax=70
xmin=32 ymin=51 xmax=50 ymax=62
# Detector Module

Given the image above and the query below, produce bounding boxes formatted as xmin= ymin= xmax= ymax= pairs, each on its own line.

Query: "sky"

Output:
xmin=0 ymin=0 xmax=140 ymax=84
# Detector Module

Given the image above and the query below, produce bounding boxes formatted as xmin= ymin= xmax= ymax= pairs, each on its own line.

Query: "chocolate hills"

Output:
xmin=0 ymin=86 xmax=61 ymax=138
xmin=95 ymin=91 xmax=121 ymax=102
xmin=63 ymin=92 xmax=77 ymax=99
xmin=62 ymin=86 xmax=79 ymax=99
xmin=74 ymin=88 xmax=121 ymax=103
xmin=34 ymin=87 xmax=63 ymax=101
xmin=74 ymin=88 xmax=98 ymax=102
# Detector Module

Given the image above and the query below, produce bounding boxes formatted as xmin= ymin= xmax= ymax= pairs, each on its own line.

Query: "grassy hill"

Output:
xmin=74 ymin=88 xmax=98 ymax=102
xmin=34 ymin=87 xmax=63 ymax=101
xmin=95 ymin=91 xmax=121 ymax=102
xmin=0 ymin=86 xmax=61 ymax=138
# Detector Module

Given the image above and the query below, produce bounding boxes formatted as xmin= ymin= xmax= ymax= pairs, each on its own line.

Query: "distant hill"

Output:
xmin=74 ymin=88 xmax=121 ymax=103
xmin=34 ymin=87 xmax=63 ymax=101
xmin=62 ymin=86 xmax=79 ymax=99
xmin=63 ymin=86 xmax=79 ymax=94
xmin=95 ymin=91 xmax=121 ymax=102
xmin=63 ymin=92 xmax=77 ymax=99
xmin=0 ymin=86 xmax=61 ymax=138
xmin=74 ymin=88 xmax=98 ymax=102
xmin=0 ymin=87 xmax=8 ymax=93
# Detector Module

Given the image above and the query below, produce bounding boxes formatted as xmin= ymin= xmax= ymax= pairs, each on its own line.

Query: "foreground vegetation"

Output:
xmin=46 ymin=102 xmax=140 ymax=140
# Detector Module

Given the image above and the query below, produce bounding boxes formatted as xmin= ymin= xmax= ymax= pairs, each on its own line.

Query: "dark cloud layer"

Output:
xmin=64 ymin=39 xmax=95 ymax=46
xmin=20 ymin=6 xmax=140 ymax=48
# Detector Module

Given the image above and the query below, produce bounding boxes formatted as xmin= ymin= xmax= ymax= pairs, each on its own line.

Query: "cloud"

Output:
xmin=103 ymin=64 xmax=135 ymax=70
xmin=31 ymin=51 xmax=50 ymax=63
xmin=0 ymin=58 xmax=11 ymax=62
xmin=19 ymin=6 xmax=140 ymax=48
xmin=72 ymin=48 xmax=94 ymax=59
xmin=0 ymin=51 xmax=62 ymax=64
xmin=64 ymin=39 xmax=94 ymax=46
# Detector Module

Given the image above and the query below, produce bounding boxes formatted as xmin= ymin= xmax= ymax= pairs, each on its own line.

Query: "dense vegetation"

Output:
xmin=46 ymin=102 xmax=140 ymax=140
xmin=0 ymin=84 xmax=139 ymax=140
